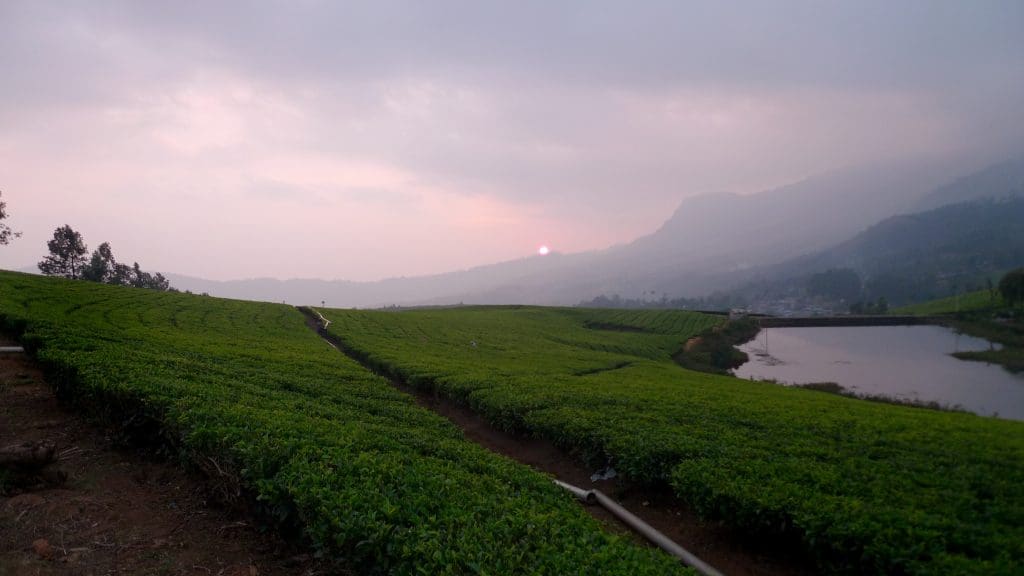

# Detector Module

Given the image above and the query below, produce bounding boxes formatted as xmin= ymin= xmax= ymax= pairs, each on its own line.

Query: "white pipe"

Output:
xmin=307 ymin=307 xmax=723 ymax=575
xmin=553 ymin=479 xmax=596 ymax=503
xmin=554 ymin=479 xmax=725 ymax=576
xmin=314 ymin=309 xmax=331 ymax=330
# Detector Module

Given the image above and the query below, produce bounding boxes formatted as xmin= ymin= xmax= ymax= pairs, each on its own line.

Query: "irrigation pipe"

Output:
xmin=553 ymin=479 xmax=725 ymax=576
xmin=306 ymin=308 xmax=722 ymax=574
xmin=309 ymin=309 xmax=339 ymax=351
xmin=313 ymin=309 xmax=331 ymax=330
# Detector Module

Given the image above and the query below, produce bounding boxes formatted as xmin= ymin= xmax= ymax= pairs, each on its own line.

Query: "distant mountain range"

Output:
xmin=158 ymin=154 xmax=1021 ymax=308
xmin=723 ymin=196 xmax=1024 ymax=312
xmin=915 ymin=155 xmax=1024 ymax=211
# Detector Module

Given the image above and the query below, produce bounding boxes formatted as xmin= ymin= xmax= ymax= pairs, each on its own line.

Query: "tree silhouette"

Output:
xmin=0 ymin=191 xmax=22 ymax=245
xmin=82 ymin=242 xmax=117 ymax=283
xmin=999 ymin=268 xmax=1024 ymax=308
xmin=38 ymin=225 xmax=88 ymax=279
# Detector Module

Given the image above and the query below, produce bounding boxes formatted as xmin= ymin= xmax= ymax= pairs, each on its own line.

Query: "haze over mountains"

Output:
xmin=160 ymin=155 xmax=1023 ymax=308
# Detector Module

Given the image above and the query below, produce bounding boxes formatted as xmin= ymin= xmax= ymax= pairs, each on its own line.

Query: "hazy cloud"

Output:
xmin=1 ymin=0 xmax=1021 ymax=280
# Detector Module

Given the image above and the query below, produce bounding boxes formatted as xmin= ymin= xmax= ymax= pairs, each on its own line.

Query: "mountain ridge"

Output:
xmin=149 ymin=155 xmax=1005 ymax=307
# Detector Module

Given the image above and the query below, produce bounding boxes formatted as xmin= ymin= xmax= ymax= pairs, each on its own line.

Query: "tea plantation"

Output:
xmin=325 ymin=306 xmax=1024 ymax=575
xmin=0 ymin=271 xmax=687 ymax=575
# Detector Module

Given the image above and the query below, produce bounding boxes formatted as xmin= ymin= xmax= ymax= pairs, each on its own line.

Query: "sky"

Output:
xmin=1 ymin=1 xmax=1022 ymax=281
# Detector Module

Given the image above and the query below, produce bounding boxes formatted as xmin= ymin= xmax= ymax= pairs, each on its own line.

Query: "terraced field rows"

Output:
xmin=0 ymin=272 xmax=687 ymax=575
xmin=324 ymin=306 xmax=1024 ymax=575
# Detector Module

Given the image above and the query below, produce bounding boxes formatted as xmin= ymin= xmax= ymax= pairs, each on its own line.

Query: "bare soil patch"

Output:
xmin=0 ymin=342 xmax=328 ymax=576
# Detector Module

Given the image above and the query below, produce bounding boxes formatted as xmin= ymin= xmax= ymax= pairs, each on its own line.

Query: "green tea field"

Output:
xmin=324 ymin=306 xmax=1024 ymax=575
xmin=0 ymin=271 xmax=686 ymax=575
xmin=2 ymin=270 xmax=1022 ymax=575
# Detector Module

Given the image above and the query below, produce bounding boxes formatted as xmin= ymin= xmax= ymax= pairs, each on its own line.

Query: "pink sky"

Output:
xmin=1 ymin=2 xmax=1021 ymax=281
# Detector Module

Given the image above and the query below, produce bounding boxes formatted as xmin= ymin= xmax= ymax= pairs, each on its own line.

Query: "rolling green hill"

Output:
xmin=0 ymin=271 xmax=685 ymax=575
xmin=3 ymin=270 xmax=1022 ymax=575
xmin=324 ymin=305 xmax=1024 ymax=575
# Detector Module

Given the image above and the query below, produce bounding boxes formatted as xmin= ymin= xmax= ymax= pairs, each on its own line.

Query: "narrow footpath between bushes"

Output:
xmin=0 ymin=339 xmax=327 ymax=576
xmin=301 ymin=309 xmax=811 ymax=576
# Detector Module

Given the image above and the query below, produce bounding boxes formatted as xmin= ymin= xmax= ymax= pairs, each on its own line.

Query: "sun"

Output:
xmin=538 ymin=245 xmax=550 ymax=256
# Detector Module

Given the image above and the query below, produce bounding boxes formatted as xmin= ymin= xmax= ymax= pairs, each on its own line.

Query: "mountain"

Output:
xmin=169 ymin=157 xmax=973 ymax=307
xmin=915 ymin=155 xmax=1024 ymax=211
xmin=166 ymin=251 xmax=601 ymax=308
xmin=726 ymin=197 xmax=1024 ymax=312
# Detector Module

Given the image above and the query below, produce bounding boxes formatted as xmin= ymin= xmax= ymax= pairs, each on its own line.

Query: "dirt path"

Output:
xmin=0 ymin=342 xmax=329 ymax=576
xmin=303 ymin=310 xmax=811 ymax=576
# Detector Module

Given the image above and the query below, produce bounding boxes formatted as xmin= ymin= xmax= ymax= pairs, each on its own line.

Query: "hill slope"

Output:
xmin=0 ymin=271 xmax=685 ymax=574
xmin=726 ymin=197 xmax=1024 ymax=311
xmin=324 ymin=304 xmax=1024 ymax=575
xmin=916 ymin=155 xmax=1024 ymax=211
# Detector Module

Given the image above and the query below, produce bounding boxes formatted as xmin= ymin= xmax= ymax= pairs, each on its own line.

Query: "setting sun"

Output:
xmin=538 ymin=245 xmax=550 ymax=256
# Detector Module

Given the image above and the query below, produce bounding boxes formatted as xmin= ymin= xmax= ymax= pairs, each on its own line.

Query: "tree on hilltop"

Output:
xmin=82 ymin=241 xmax=116 ymax=283
xmin=81 ymin=240 xmax=171 ymax=291
xmin=38 ymin=225 xmax=88 ymax=279
xmin=0 ymin=191 xmax=21 ymax=245
xmin=129 ymin=262 xmax=170 ymax=291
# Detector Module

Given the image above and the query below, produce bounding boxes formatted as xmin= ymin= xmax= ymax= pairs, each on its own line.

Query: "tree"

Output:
xmin=79 ymin=241 xmax=171 ymax=291
xmin=129 ymin=262 xmax=169 ymax=290
xmin=38 ymin=225 xmax=88 ymax=279
xmin=110 ymin=262 xmax=134 ymax=286
xmin=82 ymin=242 xmax=117 ymax=283
xmin=0 ymin=190 xmax=21 ymax=245
xmin=806 ymin=268 xmax=862 ymax=303
xmin=999 ymin=268 xmax=1024 ymax=308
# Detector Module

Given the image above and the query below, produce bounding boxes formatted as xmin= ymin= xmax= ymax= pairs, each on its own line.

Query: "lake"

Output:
xmin=734 ymin=325 xmax=1024 ymax=420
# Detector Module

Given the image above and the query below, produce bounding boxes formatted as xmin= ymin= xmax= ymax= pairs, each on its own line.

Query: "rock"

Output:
xmin=32 ymin=538 xmax=53 ymax=559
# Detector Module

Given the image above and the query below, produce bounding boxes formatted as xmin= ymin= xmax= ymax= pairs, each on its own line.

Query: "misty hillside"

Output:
xmin=168 ymin=158 xmax=962 ymax=306
xmin=915 ymin=155 xmax=1024 ymax=211
xmin=426 ymin=157 xmax=982 ymax=305
xmin=166 ymin=251 xmax=603 ymax=308
xmin=728 ymin=197 xmax=1024 ymax=310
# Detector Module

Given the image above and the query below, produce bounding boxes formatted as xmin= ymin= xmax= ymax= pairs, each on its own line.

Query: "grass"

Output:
xmin=0 ymin=271 xmax=687 ymax=575
xmin=673 ymin=317 xmax=760 ymax=374
xmin=323 ymin=305 xmax=1024 ymax=575
xmin=895 ymin=289 xmax=1005 ymax=315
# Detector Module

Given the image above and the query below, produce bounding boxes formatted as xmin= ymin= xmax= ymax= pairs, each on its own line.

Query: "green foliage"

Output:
xmin=674 ymin=318 xmax=760 ymax=374
xmin=80 ymin=240 xmax=170 ymax=290
xmin=0 ymin=272 xmax=685 ymax=575
xmin=38 ymin=224 xmax=88 ymax=278
xmin=895 ymin=289 xmax=1004 ymax=315
xmin=1000 ymin=268 xmax=1024 ymax=308
xmin=0 ymin=190 xmax=21 ymax=245
xmin=324 ymin=305 xmax=1024 ymax=575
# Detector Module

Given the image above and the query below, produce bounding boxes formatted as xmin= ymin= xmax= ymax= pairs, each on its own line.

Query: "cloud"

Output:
xmin=0 ymin=0 xmax=1021 ymax=280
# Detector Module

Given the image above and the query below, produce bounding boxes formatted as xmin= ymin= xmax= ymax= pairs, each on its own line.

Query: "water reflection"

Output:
xmin=734 ymin=325 xmax=1023 ymax=420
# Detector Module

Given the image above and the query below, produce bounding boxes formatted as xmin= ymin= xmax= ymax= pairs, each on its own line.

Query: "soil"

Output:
xmin=305 ymin=311 xmax=812 ymax=576
xmin=0 ymin=341 xmax=331 ymax=576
